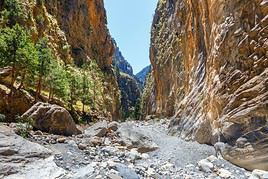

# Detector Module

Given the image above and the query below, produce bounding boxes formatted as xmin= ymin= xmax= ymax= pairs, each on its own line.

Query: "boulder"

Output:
xmin=115 ymin=163 xmax=140 ymax=179
xmin=108 ymin=121 xmax=119 ymax=131
xmin=22 ymin=102 xmax=81 ymax=136
xmin=117 ymin=124 xmax=158 ymax=153
xmin=250 ymin=169 xmax=268 ymax=179
xmin=214 ymin=127 xmax=268 ymax=171
xmin=84 ymin=120 xmax=108 ymax=137
xmin=0 ymin=125 xmax=66 ymax=178
xmin=0 ymin=85 xmax=34 ymax=122
xmin=198 ymin=159 xmax=214 ymax=173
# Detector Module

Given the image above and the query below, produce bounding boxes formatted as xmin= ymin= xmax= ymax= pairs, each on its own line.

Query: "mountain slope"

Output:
xmin=112 ymin=39 xmax=141 ymax=118
xmin=135 ymin=65 xmax=151 ymax=87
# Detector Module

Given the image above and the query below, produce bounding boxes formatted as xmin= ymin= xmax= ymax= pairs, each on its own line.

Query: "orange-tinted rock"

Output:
xmin=143 ymin=0 xmax=268 ymax=170
xmin=1 ymin=0 xmax=121 ymax=119
xmin=143 ymin=0 xmax=268 ymax=144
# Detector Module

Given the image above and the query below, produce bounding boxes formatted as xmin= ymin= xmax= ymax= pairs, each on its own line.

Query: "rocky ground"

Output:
xmin=0 ymin=119 xmax=266 ymax=179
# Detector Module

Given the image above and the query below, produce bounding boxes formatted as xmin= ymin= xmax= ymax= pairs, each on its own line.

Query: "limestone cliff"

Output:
xmin=112 ymin=40 xmax=141 ymax=117
xmin=143 ymin=0 xmax=268 ymax=145
xmin=0 ymin=0 xmax=120 ymax=119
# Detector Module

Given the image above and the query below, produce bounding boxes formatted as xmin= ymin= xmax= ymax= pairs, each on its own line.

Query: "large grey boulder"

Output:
xmin=22 ymin=102 xmax=81 ymax=136
xmin=0 ymin=125 xmax=66 ymax=178
xmin=84 ymin=120 xmax=108 ymax=137
xmin=117 ymin=123 xmax=158 ymax=153
xmin=214 ymin=126 xmax=268 ymax=171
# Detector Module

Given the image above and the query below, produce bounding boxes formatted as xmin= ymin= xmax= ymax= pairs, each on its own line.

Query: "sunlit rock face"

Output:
xmin=43 ymin=0 xmax=120 ymax=119
xmin=143 ymin=0 xmax=268 ymax=168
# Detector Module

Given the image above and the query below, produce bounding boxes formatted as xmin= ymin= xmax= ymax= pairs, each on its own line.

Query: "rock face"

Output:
xmin=117 ymin=73 xmax=141 ymax=117
xmin=22 ymin=102 xmax=81 ymax=136
xmin=112 ymin=39 xmax=134 ymax=76
xmin=135 ymin=65 xmax=151 ymax=87
xmin=0 ymin=84 xmax=35 ymax=121
xmin=0 ymin=125 xmax=66 ymax=178
xmin=2 ymin=0 xmax=121 ymax=119
xmin=142 ymin=0 xmax=268 ymax=170
xmin=112 ymin=39 xmax=141 ymax=117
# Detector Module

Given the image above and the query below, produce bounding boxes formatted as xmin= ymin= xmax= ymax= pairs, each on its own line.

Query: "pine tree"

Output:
xmin=46 ymin=61 xmax=69 ymax=102
xmin=66 ymin=65 xmax=83 ymax=108
xmin=1 ymin=0 xmax=26 ymax=27
xmin=35 ymin=38 xmax=53 ymax=99
xmin=0 ymin=24 xmax=38 ymax=93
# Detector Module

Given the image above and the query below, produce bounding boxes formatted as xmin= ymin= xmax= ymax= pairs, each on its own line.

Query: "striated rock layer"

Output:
xmin=143 ymin=0 xmax=268 ymax=169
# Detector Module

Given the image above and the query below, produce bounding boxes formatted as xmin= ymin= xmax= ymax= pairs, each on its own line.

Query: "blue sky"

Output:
xmin=104 ymin=0 xmax=158 ymax=74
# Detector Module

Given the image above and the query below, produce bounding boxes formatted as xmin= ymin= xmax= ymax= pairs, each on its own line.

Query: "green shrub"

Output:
xmin=15 ymin=116 xmax=34 ymax=138
xmin=0 ymin=114 xmax=6 ymax=122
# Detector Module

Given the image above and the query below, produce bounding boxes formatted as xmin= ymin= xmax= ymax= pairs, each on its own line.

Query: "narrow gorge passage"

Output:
xmin=0 ymin=0 xmax=268 ymax=178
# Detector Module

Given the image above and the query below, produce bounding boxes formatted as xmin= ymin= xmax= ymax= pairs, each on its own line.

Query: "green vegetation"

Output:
xmin=0 ymin=0 xmax=108 ymax=121
xmin=15 ymin=116 xmax=34 ymax=138
xmin=1 ymin=0 xmax=26 ymax=27
xmin=0 ymin=114 xmax=6 ymax=122
xmin=0 ymin=24 xmax=38 ymax=93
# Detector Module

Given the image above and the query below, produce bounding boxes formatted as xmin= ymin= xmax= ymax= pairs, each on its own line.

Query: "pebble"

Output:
xmin=217 ymin=168 xmax=232 ymax=178
xmin=108 ymin=174 xmax=123 ymax=179
xmin=198 ymin=159 xmax=214 ymax=173
xmin=57 ymin=137 xmax=66 ymax=143
xmin=78 ymin=143 xmax=87 ymax=150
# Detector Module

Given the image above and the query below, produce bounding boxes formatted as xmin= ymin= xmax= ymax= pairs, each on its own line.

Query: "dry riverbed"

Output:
xmin=0 ymin=119 xmax=261 ymax=179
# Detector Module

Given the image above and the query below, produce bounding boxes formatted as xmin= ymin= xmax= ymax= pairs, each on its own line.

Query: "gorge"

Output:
xmin=0 ymin=0 xmax=268 ymax=178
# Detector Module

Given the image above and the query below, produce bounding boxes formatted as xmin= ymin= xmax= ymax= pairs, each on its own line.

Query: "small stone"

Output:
xmin=95 ymin=175 xmax=102 ymax=179
xmin=57 ymin=137 xmax=66 ymax=143
xmin=207 ymin=155 xmax=218 ymax=162
xmin=90 ymin=136 xmax=102 ymax=146
xmin=217 ymin=168 xmax=232 ymax=178
xmin=108 ymin=121 xmax=119 ymax=131
xmin=34 ymin=130 xmax=43 ymax=136
xmin=141 ymin=153 xmax=150 ymax=159
xmin=78 ymin=143 xmax=87 ymax=150
xmin=147 ymin=167 xmax=155 ymax=176
xmin=108 ymin=174 xmax=123 ymax=179
xmin=250 ymin=169 xmax=268 ymax=179
xmin=198 ymin=159 xmax=214 ymax=173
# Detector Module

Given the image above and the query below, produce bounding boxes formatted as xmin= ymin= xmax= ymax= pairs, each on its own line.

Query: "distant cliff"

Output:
xmin=135 ymin=65 xmax=151 ymax=87
xmin=112 ymin=39 xmax=133 ymax=76
xmin=112 ymin=39 xmax=141 ymax=117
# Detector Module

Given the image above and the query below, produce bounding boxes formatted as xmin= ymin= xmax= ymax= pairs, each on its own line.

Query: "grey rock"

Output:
xmin=22 ymin=102 xmax=81 ymax=136
xmin=115 ymin=163 xmax=140 ymax=179
xmin=85 ymin=121 xmax=108 ymax=137
xmin=108 ymin=121 xmax=119 ymax=131
xmin=0 ymin=125 xmax=66 ymax=178
xmin=249 ymin=169 xmax=268 ymax=179
xmin=108 ymin=173 xmax=123 ymax=179
xmin=198 ymin=159 xmax=214 ymax=173
xmin=117 ymin=123 xmax=158 ymax=153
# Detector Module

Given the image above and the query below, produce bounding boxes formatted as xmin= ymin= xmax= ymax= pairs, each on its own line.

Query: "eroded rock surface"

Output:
xmin=22 ymin=102 xmax=81 ymax=136
xmin=0 ymin=125 xmax=66 ymax=179
xmin=142 ymin=0 xmax=268 ymax=170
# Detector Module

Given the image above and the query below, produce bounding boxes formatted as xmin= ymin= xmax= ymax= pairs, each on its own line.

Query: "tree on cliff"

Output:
xmin=1 ymin=0 xmax=26 ymax=27
xmin=66 ymin=65 xmax=83 ymax=109
xmin=81 ymin=64 xmax=93 ymax=113
xmin=35 ymin=38 xmax=54 ymax=99
xmin=0 ymin=24 xmax=38 ymax=93
xmin=46 ymin=60 xmax=69 ymax=102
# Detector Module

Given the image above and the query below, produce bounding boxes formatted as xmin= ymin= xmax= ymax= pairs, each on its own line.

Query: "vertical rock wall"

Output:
xmin=143 ymin=0 xmax=268 ymax=144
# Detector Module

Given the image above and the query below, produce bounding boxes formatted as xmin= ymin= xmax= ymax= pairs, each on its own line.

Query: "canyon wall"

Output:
xmin=0 ymin=0 xmax=121 ymax=119
xmin=112 ymin=40 xmax=141 ymax=117
xmin=143 ymin=0 xmax=268 ymax=145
